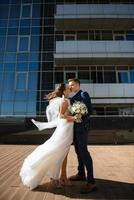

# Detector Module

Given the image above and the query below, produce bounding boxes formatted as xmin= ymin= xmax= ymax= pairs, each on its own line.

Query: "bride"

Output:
xmin=19 ymin=83 xmax=79 ymax=190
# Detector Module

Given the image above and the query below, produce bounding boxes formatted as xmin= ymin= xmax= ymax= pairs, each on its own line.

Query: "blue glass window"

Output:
xmin=4 ymin=53 xmax=16 ymax=63
xmin=0 ymin=6 xmax=9 ymax=19
xmin=11 ymin=0 xmax=21 ymax=3
xmin=10 ymin=5 xmax=21 ymax=19
xmin=0 ymin=28 xmax=7 ymax=36
xmin=0 ymin=72 xmax=3 ymax=91
xmin=1 ymin=102 xmax=13 ymax=115
xmin=104 ymin=72 xmax=116 ymax=83
xmin=22 ymin=0 xmax=32 ymax=3
xmin=6 ymin=36 xmax=17 ymax=52
xmin=16 ymin=63 xmax=28 ymax=71
xmin=42 ymin=72 xmax=53 ymax=90
xmin=29 ymin=53 xmax=39 ymax=62
xmin=32 ymin=19 xmax=41 ymax=26
xmin=4 ymin=63 xmax=15 ymax=71
xmin=28 ymin=72 xmax=38 ymax=90
xmin=19 ymin=27 xmax=30 ymax=35
xmin=0 ymin=20 xmax=8 ymax=27
xmin=9 ymin=19 xmax=19 ymax=27
xmin=0 ymin=64 xmax=3 ymax=71
xmin=19 ymin=36 xmax=30 ymax=52
xmin=27 ymin=101 xmax=36 ymax=116
xmin=20 ymin=19 xmax=31 ymax=27
xmin=2 ymin=91 xmax=14 ymax=101
xmin=21 ymin=4 xmax=32 ymax=18
xmin=126 ymin=31 xmax=134 ymax=41
xmin=14 ymin=102 xmax=27 ymax=114
xmin=0 ymin=53 xmax=4 ymax=62
xmin=118 ymin=72 xmax=128 ymax=83
xmin=130 ymin=71 xmax=134 ymax=83
xmin=29 ymin=62 xmax=39 ymax=71
xmin=28 ymin=91 xmax=37 ymax=101
xmin=31 ymin=27 xmax=41 ymax=35
xmin=0 ymin=0 xmax=10 ymax=4
xmin=8 ymin=28 xmax=18 ymax=35
xmin=17 ymin=53 xmax=28 ymax=62
xmin=32 ymin=4 xmax=41 ymax=18
xmin=16 ymin=72 xmax=28 ymax=90
xmin=0 ymin=37 xmax=5 ymax=52
xmin=3 ymin=72 xmax=15 ymax=92
xmin=15 ymin=91 xmax=27 ymax=101
xmin=30 ymin=36 xmax=40 ymax=51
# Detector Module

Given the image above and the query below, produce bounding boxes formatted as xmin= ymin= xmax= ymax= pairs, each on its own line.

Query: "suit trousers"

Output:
xmin=74 ymin=122 xmax=95 ymax=184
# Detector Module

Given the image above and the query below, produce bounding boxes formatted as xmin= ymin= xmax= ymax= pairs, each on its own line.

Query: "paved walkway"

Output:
xmin=0 ymin=145 xmax=134 ymax=200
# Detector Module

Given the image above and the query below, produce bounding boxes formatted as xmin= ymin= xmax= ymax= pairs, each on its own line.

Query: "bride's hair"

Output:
xmin=46 ymin=83 xmax=66 ymax=100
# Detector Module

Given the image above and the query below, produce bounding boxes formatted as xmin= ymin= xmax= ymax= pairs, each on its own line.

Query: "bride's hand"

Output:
xmin=74 ymin=114 xmax=82 ymax=120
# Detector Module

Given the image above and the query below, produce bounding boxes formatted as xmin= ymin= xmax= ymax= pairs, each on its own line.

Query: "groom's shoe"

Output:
xmin=69 ymin=174 xmax=86 ymax=181
xmin=80 ymin=183 xmax=97 ymax=194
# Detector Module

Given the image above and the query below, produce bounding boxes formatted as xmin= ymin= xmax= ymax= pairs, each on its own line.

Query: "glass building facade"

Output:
xmin=0 ymin=0 xmax=54 ymax=117
xmin=0 ymin=0 xmax=134 ymax=131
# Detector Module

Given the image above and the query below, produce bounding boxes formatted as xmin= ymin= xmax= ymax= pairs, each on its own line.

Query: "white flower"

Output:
xmin=70 ymin=101 xmax=88 ymax=116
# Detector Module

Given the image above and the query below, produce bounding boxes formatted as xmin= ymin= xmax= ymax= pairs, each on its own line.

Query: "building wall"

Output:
xmin=0 ymin=0 xmax=134 ymax=129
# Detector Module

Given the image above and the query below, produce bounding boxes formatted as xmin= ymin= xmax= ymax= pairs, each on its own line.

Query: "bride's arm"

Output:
xmin=59 ymin=100 xmax=76 ymax=122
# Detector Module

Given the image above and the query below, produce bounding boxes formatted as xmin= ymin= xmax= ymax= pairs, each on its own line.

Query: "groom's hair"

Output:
xmin=68 ymin=78 xmax=80 ymax=85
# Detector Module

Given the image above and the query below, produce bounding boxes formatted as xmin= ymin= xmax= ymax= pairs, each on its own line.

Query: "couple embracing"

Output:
xmin=19 ymin=79 xmax=96 ymax=194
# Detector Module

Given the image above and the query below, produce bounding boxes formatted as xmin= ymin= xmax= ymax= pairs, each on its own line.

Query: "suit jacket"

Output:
xmin=70 ymin=90 xmax=93 ymax=131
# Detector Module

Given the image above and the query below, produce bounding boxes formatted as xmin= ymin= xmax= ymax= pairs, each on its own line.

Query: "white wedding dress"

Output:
xmin=19 ymin=97 xmax=73 ymax=190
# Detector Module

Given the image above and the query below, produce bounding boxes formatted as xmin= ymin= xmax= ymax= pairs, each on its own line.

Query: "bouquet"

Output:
xmin=70 ymin=101 xmax=88 ymax=122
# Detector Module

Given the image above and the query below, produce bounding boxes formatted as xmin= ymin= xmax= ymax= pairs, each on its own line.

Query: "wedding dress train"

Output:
xmin=19 ymin=97 xmax=73 ymax=190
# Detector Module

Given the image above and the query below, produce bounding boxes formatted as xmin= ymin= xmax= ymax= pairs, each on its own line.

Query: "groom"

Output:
xmin=68 ymin=78 xmax=96 ymax=194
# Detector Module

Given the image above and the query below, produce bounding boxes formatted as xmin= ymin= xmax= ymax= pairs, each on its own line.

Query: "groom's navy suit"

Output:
xmin=70 ymin=90 xmax=95 ymax=184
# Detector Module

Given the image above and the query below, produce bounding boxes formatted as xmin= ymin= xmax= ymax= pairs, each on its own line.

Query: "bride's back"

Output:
xmin=46 ymin=97 xmax=62 ymax=122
